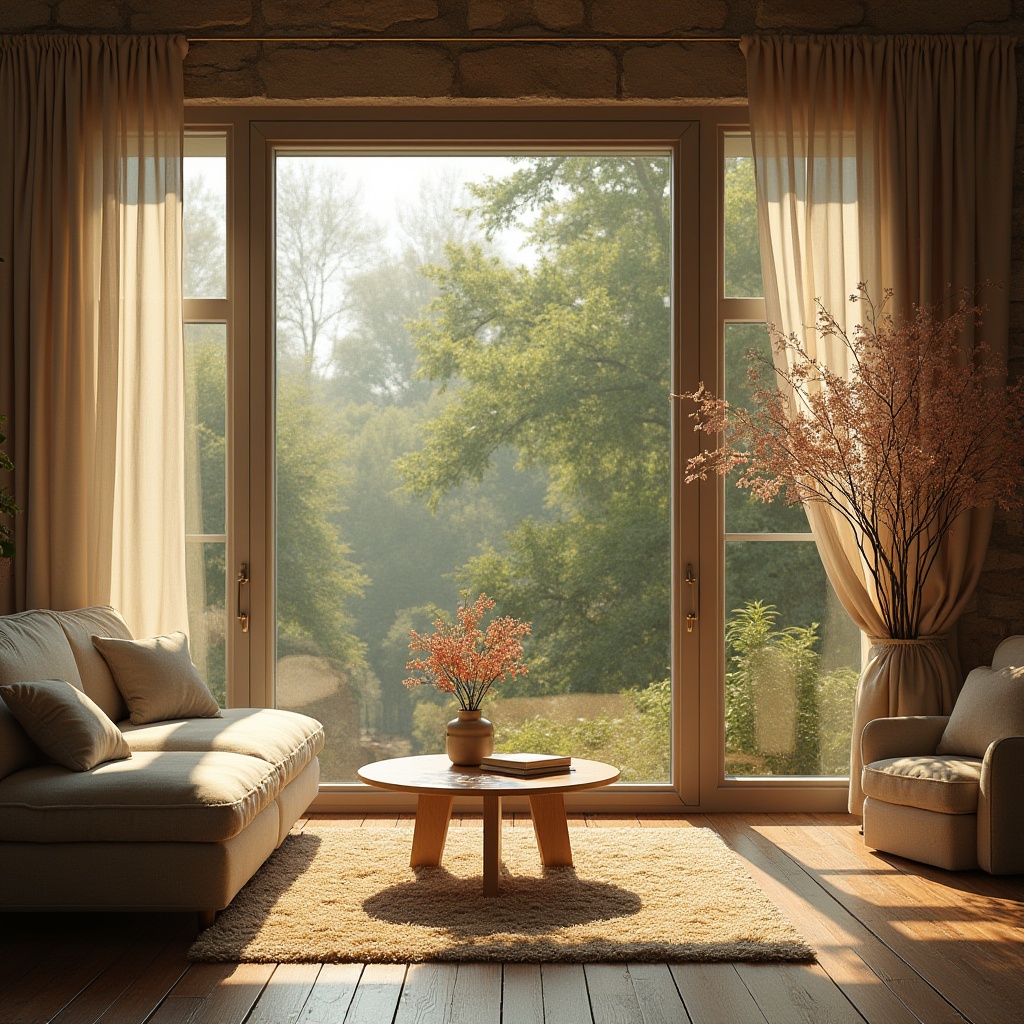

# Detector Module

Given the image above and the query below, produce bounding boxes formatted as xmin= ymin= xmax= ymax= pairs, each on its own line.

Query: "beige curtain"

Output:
xmin=741 ymin=34 xmax=1016 ymax=811
xmin=0 ymin=34 xmax=189 ymax=639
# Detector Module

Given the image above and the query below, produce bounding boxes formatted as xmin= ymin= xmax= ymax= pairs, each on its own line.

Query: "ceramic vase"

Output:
xmin=446 ymin=709 xmax=494 ymax=766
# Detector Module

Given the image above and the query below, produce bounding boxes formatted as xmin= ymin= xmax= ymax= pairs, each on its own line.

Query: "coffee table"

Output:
xmin=357 ymin=754 xmax=620 ymax=896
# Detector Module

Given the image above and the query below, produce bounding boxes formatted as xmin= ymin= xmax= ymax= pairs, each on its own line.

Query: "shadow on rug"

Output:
xmin=188 ymin=826 xmax=815 ymax=964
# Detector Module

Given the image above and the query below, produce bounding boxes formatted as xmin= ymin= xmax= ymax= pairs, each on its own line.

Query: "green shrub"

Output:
xmin=725 ymin=600 xmax=855 ymax=776
xmin=493 ymin=678 xmax=670 ymax=782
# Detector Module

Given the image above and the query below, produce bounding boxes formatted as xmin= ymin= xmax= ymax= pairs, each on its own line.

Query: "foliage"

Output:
xmin=401 ymin=156 xmax=673 ymax=696
xmin=723 ymin=154 xmax=763 ymax=297
xmin=411 ymin=697 xmax=455 ymax=754
xmin=492 ymin=678 xmax=671 ymax=782
xmin=404 ymin=593 xmax=531 ymax=710
xmin=275 ymin=368 xmax=368 ymax=670
xmin=685 ymin=286 xmax=1024 ymax=638
xmin=184 ymin=327 xmax=226 ymax=601
xmin=0 ymin=416 xmax=18 ymax=560
xmin=725 ymin=601 xmax=856 ymax=775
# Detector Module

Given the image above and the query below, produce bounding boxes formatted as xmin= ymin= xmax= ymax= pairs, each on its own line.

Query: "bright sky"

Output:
xmin=184 ymin=152 xmax=539 ymax=264
xmin=276 ymin=154 xmax=536 ymax=266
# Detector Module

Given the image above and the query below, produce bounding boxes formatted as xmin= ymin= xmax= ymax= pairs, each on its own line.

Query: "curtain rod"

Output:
xmin=187 ymin=36 xmax=742 ymax=44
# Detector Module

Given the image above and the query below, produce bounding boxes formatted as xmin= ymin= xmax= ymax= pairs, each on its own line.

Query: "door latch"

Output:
xmin=237 ymin=563 xmax=250 ymax=633
xmin=685 ymin=563 xmax=697 ymax=633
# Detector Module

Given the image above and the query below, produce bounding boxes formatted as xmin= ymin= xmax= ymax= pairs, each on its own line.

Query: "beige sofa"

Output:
xmin=0 ymin=606 xmax=324 ymax=922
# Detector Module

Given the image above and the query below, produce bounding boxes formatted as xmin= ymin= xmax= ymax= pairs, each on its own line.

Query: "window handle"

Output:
xmin=237 ymin=563 xmax=250 ymax=633
xmin=685 ymin=563 xmax=697 ymax=633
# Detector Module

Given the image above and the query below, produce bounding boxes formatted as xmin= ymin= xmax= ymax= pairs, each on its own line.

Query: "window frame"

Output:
xmin=184 ymin=105 xmax=851 ymax=813
xmin=182 ymin=127 xmax=250 ymax=710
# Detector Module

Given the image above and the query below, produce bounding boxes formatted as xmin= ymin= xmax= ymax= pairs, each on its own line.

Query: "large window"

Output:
xmin=719 ymin=135 xmax=860 ymax=779
xmin=181 ymin=109 xmax=857 ymax=810
xmin=270 ymin=152 xmax=674 ymax=784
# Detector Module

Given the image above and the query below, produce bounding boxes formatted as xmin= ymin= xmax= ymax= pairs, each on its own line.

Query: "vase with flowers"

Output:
xmin=404 ymin=593 xmax=531 ymax=766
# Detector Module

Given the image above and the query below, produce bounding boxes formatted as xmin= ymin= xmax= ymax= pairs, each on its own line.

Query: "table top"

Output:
xmin=357 ymin=754 xmax=620 ymax=796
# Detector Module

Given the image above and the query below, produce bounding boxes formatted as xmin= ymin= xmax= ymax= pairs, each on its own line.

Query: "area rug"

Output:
xmin=188 ymin=826 xmax=814 ymax=964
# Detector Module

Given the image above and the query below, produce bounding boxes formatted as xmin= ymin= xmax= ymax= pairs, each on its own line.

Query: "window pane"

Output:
xmin=184 ymin=322 xmax=227 ymax=707
xmin=183 ymin=134 xmax=227 ymax=300
xmin=186 ymin=541 xmax=227 ymax=707
xmin=724 ymin=541 xmax=859 ymax=776
xmin=184 ymin=323 xmax=226 ymax=536
xmin=724 ymin=322 xmax=809 ymax=533
xmin=724 ymin=135 xmax=763 ymax=298
xmin=273 ymin=153 xmax=673 ymax=784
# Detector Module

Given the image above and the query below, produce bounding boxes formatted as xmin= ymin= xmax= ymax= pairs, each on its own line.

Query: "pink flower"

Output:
xmin=679 ymin=286 xmax=1024 ymax=638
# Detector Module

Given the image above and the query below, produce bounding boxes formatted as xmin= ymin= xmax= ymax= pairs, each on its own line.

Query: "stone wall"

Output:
xmin=3 ymin=1 xmax=1018 ymax=103
xmin=3 ymin=0 xmax=1023 ymax=668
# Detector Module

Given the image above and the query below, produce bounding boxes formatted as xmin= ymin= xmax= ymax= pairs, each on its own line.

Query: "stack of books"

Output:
xmin=478 ymin=753 xmax=572 ymax=777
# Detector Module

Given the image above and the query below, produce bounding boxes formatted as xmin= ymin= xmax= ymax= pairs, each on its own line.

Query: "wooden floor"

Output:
xmin=2 ymin=812 xmax=1023 ymax=1024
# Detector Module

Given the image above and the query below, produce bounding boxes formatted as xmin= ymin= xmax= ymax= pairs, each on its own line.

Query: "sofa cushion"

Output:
xmin=991 ymin=634 xmax=1024 ymax=671
xmin=0 ymin=610 xmax=85 ymax=779
xmin=120 ymin=707 xmax=324 ymax=787
xmin=53 ymin=606 xmax=133 ymax=723
xmin=862 ymin=755 xmax=982 ymax=814
xmin=93 ymin=632 xmax=220 ymax=725
xmin=0 ymin=679 xmax=131 ymax=771
xmin=936 ymin=665 xmax=1024 ymax=758
xmin=0 ymin=749 xmax=280 ymax=843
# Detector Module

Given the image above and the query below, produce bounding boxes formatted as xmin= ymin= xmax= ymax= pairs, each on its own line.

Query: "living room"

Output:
xmin=1 ymin=2 xmax=1023 ymax=1023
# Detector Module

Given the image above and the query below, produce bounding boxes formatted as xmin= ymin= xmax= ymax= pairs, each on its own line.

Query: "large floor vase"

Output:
xmin=446 ymin=709 xmax=494 ymax=766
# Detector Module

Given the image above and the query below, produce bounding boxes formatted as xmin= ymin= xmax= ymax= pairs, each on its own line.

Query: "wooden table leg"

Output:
xmin=410 ymin=793 xmax=453 ymax=866
xmin=529 ymin=792 xmax=573 ymax=866
xmin=482 ymin=793 xmax=503 ymax=896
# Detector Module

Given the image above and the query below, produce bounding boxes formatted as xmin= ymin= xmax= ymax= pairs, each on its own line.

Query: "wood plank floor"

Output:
xmin=2 ymin=813 xmax=1022 ymax=1024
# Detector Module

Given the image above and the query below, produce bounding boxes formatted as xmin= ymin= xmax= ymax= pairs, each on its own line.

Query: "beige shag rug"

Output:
xmin=188 ymin=826 xmax=813 ymax=964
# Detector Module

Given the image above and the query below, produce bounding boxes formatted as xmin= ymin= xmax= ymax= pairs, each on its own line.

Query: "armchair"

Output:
xmin=860 ymin=636 xmax=1024 ymax=874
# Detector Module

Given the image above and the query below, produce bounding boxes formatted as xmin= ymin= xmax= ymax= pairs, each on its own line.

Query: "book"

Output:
xmin=478 ymin=764 xmax=574 ymax=777
xmin=480 ymin=752 xmax=571 ymax=769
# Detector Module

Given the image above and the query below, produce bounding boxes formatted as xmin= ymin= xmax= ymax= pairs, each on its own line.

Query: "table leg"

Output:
xmin=529 ymin=792 xmax=573 ymax=866
xmin=482 ymin=793 xmax=503 ymax=896
xmin=410 ymin=793 xmax=453 ymax=866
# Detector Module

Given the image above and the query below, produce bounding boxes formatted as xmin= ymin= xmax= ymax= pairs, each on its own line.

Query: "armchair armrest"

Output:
xmin=861 ymin=715 xmax=950 ymax=766
xmin=978 ymin=735 xmax=1024 ymax=874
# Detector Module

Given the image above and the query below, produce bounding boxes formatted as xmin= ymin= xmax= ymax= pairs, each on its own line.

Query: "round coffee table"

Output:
xmin=357 ymin=754 xmax=620 ymax=896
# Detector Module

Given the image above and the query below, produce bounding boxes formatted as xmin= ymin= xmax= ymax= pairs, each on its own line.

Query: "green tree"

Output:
xmin=276 ymin=368 xmax=367 ymax=669
xmin=336 ymin=399 xmax=548 ymax=735
xmin=402 ymin=156 xmax=673 ymax=696
xmin=723 ymin=154 xmax=763 ymax=298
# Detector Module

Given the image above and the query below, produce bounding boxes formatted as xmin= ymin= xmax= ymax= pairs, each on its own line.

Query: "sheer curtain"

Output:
xmin=741 ymin=34 xmax=1017 ymax=811
xmin=0 ymin=35 xmax=189 ymax=638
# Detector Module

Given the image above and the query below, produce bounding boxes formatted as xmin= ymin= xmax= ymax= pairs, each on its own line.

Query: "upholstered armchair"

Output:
xmin=860 ymin=636 xmax=1024 ymax=874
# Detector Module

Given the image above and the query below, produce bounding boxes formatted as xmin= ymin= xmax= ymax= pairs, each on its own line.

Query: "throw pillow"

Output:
xmin=0 ymin=678 xmax=131 ymax=771
xmin=936 ymin=664 xmax=1024 ymax=758
xmin=92 ymin=632 xmax=221 ymax=726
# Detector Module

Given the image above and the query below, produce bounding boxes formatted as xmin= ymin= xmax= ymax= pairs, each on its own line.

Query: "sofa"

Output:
xmin=861 ymin=635 xmax=1024 ymax=874
xmin=0 ymin=606 xmax=324 ymax=924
